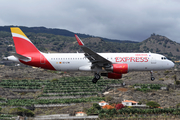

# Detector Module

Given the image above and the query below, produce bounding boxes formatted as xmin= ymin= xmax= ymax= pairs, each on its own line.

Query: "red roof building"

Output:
xmin=99 ymin=101 xmax=109 ymax=106
xmin=75 ymin=112 xmax=87 ymax=116
xmin=122 ymin=100 xmax=139 ymax=106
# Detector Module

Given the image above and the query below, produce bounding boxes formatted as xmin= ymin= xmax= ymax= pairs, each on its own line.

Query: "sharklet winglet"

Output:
xmin=75 ymin=34 xmax=84 ymax=46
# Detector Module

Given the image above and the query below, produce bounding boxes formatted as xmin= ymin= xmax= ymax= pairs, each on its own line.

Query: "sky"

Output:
xmin=0 ymin=0 xmax=180 ymax=42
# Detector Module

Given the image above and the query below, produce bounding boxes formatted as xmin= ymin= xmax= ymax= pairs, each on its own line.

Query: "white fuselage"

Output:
xmin=42 ymin=52 xmax=174 ymax=72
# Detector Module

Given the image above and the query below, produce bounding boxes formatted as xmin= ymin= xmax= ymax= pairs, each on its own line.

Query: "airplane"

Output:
xmin=4 ymin=27 xmax=174 ymax=83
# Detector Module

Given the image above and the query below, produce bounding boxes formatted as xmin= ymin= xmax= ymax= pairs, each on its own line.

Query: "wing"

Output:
xmin=75 ymin=35 xmax=112 ymax=68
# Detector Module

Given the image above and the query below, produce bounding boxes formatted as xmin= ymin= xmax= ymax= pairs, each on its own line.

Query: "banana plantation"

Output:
xmin=97 ymin=108 xmax=180 ymax=119
xmin=133 ymin=83 xmax=166 ymax=92
xmin=0 ymin=76 xmax=122 ymax=106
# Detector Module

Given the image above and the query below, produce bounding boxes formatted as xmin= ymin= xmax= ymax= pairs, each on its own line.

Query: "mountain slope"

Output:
xmin=0 ymin=28 xmax=180 ymax=62
xmin=140 ymin=34 xmax=180 ymax=59
xmin=0 ymin=26 xmax=136 ymax=43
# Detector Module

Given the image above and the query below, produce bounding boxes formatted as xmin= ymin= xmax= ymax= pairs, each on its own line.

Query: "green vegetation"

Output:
xmin=133 ymin=84 xmax=164 ymax=92
xmin=86 ymin=103 xmax=102 ymax=115
xmin=175 ymin=80 xmax=180 ymax=85
xmin=0 ymin=76 xmax=122 ymax=106
xmin=164 ymin=70 xmax=170 ymax=75
xmin=0 ymin=97 xmax=104 ymax=106
xmin=172 ymin=74 xmax=177 ymax=81
xmin=0 ymin=114 xmax=14 ymax=120
xmin=42 ymin=76 xmax=120 ymax=94
xmin=159 ymin=78 xmax=164 ymax=81
xmin=87 ymin=106 xmax=180 ymax=119
xmin=177 ymin=103 xmax=180 ymax=108
xmin=0 ymin=79 xmax=42 ymax=89
xmin=146 ymin=101 xmax=160 ymax=108
xmin=10 ymin=107 xmax=34 ymax=117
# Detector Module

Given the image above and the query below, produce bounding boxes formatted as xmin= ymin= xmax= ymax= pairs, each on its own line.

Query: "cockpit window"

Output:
xmin=161 ymin=57 xmax=167 ymax=60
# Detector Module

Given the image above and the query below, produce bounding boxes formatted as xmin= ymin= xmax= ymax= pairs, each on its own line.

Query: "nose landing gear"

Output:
xmin=150 ymin=71 xmax=155 ymax=81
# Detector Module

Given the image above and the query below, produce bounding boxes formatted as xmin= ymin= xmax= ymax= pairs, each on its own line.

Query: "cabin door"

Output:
xmin=40 ymin=55 xmax=46 ymax=64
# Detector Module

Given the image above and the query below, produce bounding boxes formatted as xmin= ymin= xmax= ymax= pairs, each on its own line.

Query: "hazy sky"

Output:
xmin=0 ymin=0 xmax=180 ymax=42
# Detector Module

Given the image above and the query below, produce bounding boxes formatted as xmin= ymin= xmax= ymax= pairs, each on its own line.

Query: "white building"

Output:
xmin=122 ymin=100 xmax=139 ymax=106
xmin=75 ymin=112 xmax=87 ymax=116
xmin=122 ymin=100 xmax=147 ymax=107
xmin=99 ymin=101 xmax=109 ymax=106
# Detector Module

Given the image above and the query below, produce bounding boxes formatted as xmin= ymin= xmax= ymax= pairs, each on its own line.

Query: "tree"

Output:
xmin=172 ymin=75 xmax=177 ymax=81
xmin=102 ymin=105 xmax=114 ymax=109
xmin=115 ymin=103 xmax=124 ymax=110
xmin=176 ymin=103 xmax=180 ymax=108
xmin=108 ymin=109 xmax=117 ymax=118
xmin=87 ymin=103 xmax=101 ymax=115
xmin=177 ymin=48 xmax=179 ymax=52
xmin=151 ymin=33 xmax=156 ymax=36
xmin=10 ymin=107 xmax=34 ymax=117
xmin=146 ymin=101 xmax=160 ymax=108
xmin=92 ymin=103 xmax=101 ymax=110
xmin=7 ymin=46 xmax=13 ymax=51
xmin=105 ymin=96 xmax=113 ymax=102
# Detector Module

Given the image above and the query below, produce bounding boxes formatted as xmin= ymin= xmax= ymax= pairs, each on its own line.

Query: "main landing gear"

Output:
xmin=92 ymin=73 xmax=101 ymax=83
xmin=150 ymin=71 xmax=155 ymax=81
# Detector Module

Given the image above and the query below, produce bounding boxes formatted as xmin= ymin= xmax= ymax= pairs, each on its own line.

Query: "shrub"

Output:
xmin=10 ymin=107 xmax=34 ymax=117
xmin=176 ymin=81 xmax=180 ymax=85
xmin=164 ymin=70 xmax=170 ymax=75
xmin=51 ymin=78 xmax=59 ymax=82
xmin=159 ymin=78 xmax=164 ymax=81
xmin=102 ymin=105 xmax=114 ymax=109
xmin=92 ymin=103 xmax=101 ymax=110
xmin=105 ymin=96 xmax=113 ymax=102
xmin=115 ymin=103 xmax=124 ymax=110
xmin=172 ymin=75 xmax=177 ymax=81
xmin=176 ymin=103 xmax=180 ymax=108
xmin=146 ymin=101 xmax=160 ymax=108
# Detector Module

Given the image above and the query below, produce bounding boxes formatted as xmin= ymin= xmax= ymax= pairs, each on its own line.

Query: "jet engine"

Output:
xmin=101 ymin=72 xmax=122 ymax=79
xmin=105 ymin=64 xmax=128 ymax=74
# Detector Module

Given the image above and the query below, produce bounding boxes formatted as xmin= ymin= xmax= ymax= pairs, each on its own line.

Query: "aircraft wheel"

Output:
xmin=92 ymin=78 xmax=98 ymax=84
xmin=95 ymin=73 xmax=101 ymax=80
xmin=151 ymin=77 xmax=155 ymax=81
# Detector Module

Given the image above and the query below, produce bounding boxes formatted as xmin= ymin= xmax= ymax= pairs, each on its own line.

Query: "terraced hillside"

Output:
xmin=0 ymin=77 xmax=122 ymax=106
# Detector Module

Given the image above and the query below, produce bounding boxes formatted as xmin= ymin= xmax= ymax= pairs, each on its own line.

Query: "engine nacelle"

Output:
xmin=105 ymin=64 xmax=128 ymax=74
xmin=101 ymin=73 xmax=122 ymax=79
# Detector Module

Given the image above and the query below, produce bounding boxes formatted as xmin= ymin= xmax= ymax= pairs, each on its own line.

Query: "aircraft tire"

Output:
xmin=95 ymin=73 xmax=101 ymax=80
xmin=151 ymin=77 xmax=155 ymax=81
xmin=92 ymin=78 xmax=98 ymax=84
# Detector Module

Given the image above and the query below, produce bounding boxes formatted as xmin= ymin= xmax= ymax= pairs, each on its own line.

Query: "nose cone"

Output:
xmin=168 ymin=60 xmax=174 ymax=68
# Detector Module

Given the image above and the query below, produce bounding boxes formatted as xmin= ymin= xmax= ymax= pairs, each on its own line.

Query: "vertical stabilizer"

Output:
xmin=10 ymin=27 xmax=39 ymax=55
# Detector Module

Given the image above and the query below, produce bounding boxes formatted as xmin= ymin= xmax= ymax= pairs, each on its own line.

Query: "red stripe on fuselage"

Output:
xmin=19 ymin=52 xmax=56 ymax=70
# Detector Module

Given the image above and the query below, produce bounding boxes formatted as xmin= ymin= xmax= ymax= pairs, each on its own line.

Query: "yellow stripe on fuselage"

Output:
xmin=10 ymin=27 xmax=28 ymax=39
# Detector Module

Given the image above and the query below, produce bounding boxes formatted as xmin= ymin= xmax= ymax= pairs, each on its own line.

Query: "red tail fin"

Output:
xmin=10 ymin=27 xmax=40 ymax=55
xmin=10 ymin=27 xmax=55 ymax=70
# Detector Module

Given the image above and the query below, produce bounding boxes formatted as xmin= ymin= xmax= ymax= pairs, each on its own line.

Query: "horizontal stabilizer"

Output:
xmin=12 ymin=53 xmax=31 ymax=61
